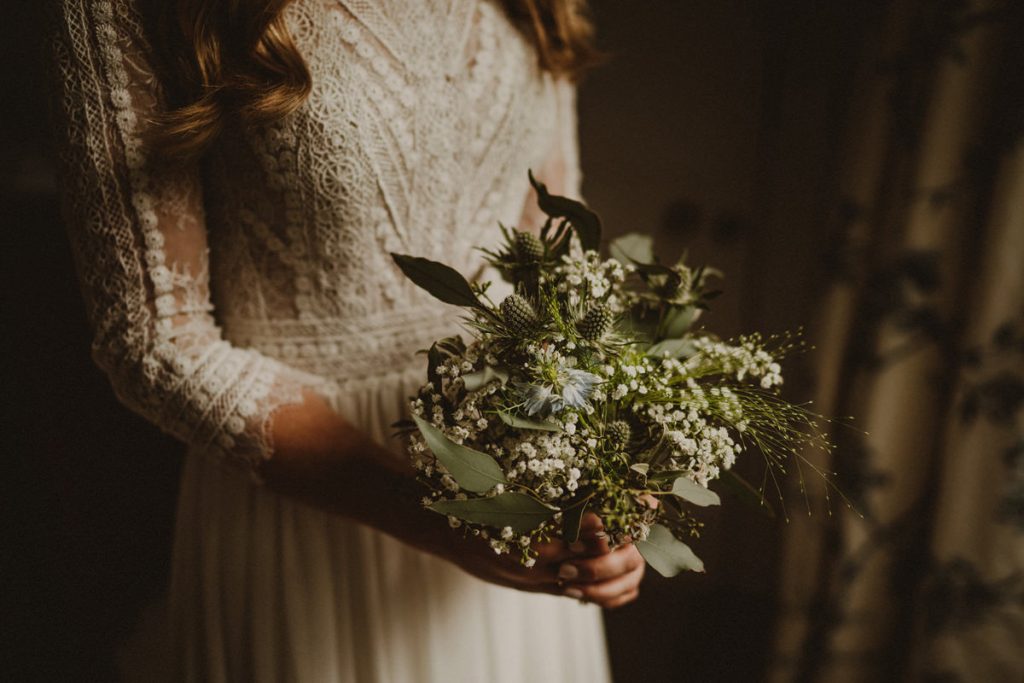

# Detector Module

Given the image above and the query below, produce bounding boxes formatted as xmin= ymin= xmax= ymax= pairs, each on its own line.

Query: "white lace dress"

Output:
xmin=50 ymin=0 xmax=611 ymax=680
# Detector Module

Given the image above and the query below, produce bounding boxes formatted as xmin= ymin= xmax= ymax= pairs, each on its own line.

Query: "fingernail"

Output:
xmin=558 ymin=563 xmax=579 ymax=580
xmin=564 ymin=587 xmax=584 ymax=600
xmin=568 ymin=541 xmax=586 ymax=553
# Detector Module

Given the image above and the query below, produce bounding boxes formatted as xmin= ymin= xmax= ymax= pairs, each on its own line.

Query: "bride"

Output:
xmin=50 ymin=0 xmax=645 ymax=679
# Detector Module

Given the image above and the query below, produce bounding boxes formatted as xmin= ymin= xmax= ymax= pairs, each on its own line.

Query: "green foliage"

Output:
xmin=528 ymin=170 xmax=602 ymax=251
xmin=391 ymin=254 xmax=482 ymax=309
xmin=609 ymin=233 xmax=654 ymax=265
xmin=497 ymin=410 xmax=561 ymax=432
xmin=462 ymin=366 xmax=509 ymax=392
xmin=413 ymin=415 xmax=507 ymax=493
xmin=636 ymin=524 xmax=705 ymax=576
xmin=429 ymin=492 xmax=558 ymax=534
xmin=647 ymin=338 xmax=698 ymax=358
xmin=662 ymin=305 xmax=701 ymax=338
xmin=671 ymin=477 xmax=721 ymax=507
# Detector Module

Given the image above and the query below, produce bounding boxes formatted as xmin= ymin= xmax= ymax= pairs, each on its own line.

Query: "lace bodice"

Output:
xmin=50 ymin=0 xmax=581 ymax=468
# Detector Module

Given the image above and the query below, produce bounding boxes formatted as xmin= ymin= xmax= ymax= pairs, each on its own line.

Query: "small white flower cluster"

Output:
xmin=690 ymin=336 xmax=783 ymax=389
xmin=646 ymin=396 xmax=741 ymax=486
xmin=550 ymin=252 xmax=626 ymax=309
xmin=601 ymin=354 xmax=665 ymax=403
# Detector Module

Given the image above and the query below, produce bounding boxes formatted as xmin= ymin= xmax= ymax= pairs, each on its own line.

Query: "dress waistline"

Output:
xmin=222 ymin=307 xmax=464 ymax=382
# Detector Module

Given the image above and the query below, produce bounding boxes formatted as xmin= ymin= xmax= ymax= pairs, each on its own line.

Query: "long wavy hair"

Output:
xmin=148 ymin=0 xmax=599 ymax=161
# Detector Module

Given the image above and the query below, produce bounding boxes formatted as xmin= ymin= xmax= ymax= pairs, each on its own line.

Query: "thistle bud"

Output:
xmin=576 ymin=303 xmax=613 ymax=341
xmin=606 ymin=420 xmax=632 ymax=450
xmin=513 ymin=231 xmax=545 ymax=263
xmin=500 ymin=294 xmax=538 ymax=336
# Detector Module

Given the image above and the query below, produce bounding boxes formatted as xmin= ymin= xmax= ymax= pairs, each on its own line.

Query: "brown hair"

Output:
xmin=149 ymin=0 xmax=599 ymax=162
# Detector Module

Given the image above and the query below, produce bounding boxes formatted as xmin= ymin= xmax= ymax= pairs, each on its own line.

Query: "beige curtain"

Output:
xmin=771 ymin=1 xmax=1024 ymax=682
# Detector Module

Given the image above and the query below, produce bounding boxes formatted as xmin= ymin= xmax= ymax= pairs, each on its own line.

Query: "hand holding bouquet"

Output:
xmin=392 ymin=173 xmax=831 ymax=576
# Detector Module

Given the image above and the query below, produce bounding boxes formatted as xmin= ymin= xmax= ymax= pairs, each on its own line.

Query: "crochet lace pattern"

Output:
xmin=50 ymin=0 xmax=581 ymax=469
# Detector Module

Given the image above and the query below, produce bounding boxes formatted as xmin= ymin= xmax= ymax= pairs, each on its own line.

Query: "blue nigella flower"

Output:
xmin=517 ymin=368 xmax=601 ymax=416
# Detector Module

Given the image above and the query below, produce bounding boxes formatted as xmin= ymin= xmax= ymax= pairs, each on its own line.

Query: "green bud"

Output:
xmin=576 ymin=303 xmax=613 ymax=341
xmin=500 ymin=294 xmax=538 ymax=337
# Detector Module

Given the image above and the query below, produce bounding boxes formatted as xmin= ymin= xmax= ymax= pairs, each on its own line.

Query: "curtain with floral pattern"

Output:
xmin=770 ymin=1 xmax=1024 ymax=681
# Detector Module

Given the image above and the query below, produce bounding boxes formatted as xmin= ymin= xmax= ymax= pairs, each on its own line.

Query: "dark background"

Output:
xmin=2 ymin=1 xmax=889 ymax=681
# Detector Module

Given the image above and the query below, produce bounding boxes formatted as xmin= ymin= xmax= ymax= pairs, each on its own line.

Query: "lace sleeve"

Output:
xmin=49 ymin=0 xmax=333 ymax=470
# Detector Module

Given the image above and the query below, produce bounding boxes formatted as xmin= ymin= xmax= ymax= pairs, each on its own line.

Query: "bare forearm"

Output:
xmin=260 ymin=391 xmax=451 ymax=554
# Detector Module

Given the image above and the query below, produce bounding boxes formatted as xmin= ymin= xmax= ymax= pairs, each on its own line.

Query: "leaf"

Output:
xmin=429 ymin=492 xmax=558 ymax=534
xmin=636 ymin=524 xmax=705 ymax=576
xmin=435 ymin=335 xmax=467 ymax=356
xmin=412 ymin=415 xmax=507 ymax=493
xmin=609 ymin=233 xmax=654 ymax=265
xmin=719 ymin=470 xmax=776 ymax=519
xmin=630 ymin=463 xmax=650 ymax=476
xmin=646 ymin=338 xmax=698 ymax=359
xmin=498 ymin=410 xmax=562 ymax=432
xmin=670 ymin=477 xmax=721 ymax=507
xmin=662 ymin=305 xmax=701 ymax=338
xmin=528 ymin=170 xmax=602 ymax=251
xmin=391 ymin=254 xmax=482 ymax=309
xmin=647 ymin=468 xmax=688 ymax=483
xmin=462 ymin=366 xmax=510 ymax=392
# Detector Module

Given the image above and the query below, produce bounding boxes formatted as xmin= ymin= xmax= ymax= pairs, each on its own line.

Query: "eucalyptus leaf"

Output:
xmin=671 ymin=477 xmax=721 ymax=507
xmin=629 ymin=463 xmax=650 ymax=476
xmin=412 ymin=415 xmax=507 ymax=493
xmin=662 ymin=305 xmax=701 ymax=338
xmin=528 ymin=171 xmax=602 ymax=251
xmin=646 ymin=338 xmax=698 ymax=359
xmin=609 ymin=233 xmax=654 ymax=265
xmin=636 ymin=524 xmax=705 ymax=576
xmin=647 ymin=468 xmax=689 ymax=483
xmin=391 ymin=254 xmax=482 ymax=309
xmin=498 ymin=411 xmax=562 ymax=432
xmin=429 ymin=492 xmax=558 ymax=534
xmin=462 ymin=366 xmax=510 ymax=392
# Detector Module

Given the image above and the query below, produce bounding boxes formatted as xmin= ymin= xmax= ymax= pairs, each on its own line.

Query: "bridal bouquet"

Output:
xmin=391 ymin=173 xmax=830 ymax=576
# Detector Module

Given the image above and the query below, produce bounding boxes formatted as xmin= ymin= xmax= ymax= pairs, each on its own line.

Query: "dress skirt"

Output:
xmin=166 ymin=366 xmax=611 ymax=682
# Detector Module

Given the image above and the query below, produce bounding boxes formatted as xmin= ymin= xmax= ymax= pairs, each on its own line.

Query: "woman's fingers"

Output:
xmin=566 ymin=560 xmax=645 ymax=606
xmin=601 ymin=588 xmax=640 ymax=609
xmin=570 ymin=512 xmax=611 ymax=556
xmin=559 ymin=543 xmax=643 ymax=583
xmin=533 ymin=537 xmax=575 ymax=565
xmin=578 ymin=512 xmax=604 ymax=538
